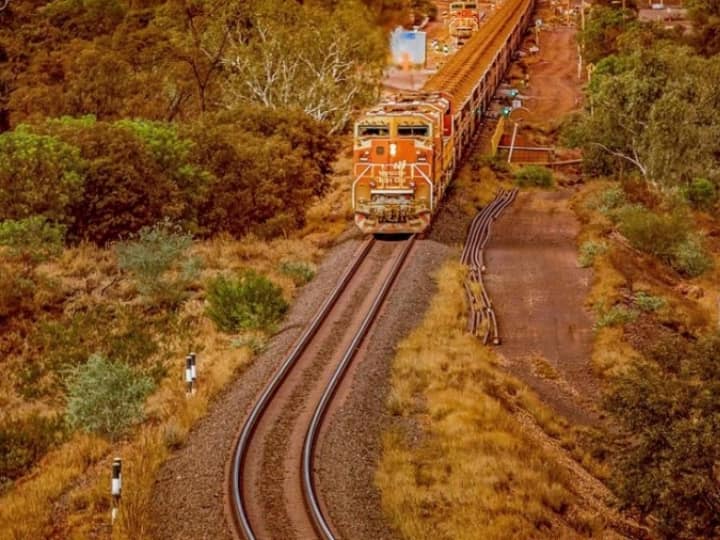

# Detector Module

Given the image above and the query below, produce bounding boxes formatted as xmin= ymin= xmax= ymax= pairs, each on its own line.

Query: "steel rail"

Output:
xmin=462 ymin=189 xmax=517 ymax=342
xmin=302 ymin=235 xmax=416 ymax=540
xmin=229 ymin=237 xmax=375 ymax=540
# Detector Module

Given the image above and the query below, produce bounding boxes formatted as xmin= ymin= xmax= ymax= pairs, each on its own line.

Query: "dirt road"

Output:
xmin=485 ymin=191 xmax=599 ymax=424
xmin=486 ymin=19 xmax=599 ymax=424
xmin=521 ymin=27 xmax=583 ymax=126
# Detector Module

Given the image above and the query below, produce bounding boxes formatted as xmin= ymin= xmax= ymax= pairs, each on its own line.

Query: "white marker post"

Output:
xmin=185 ymin=355 xmax=193 ymax=395
xmin=190 ymin=352 xmax=197 ymax=394
xmin=111 ymin=458 xmax=122 ymax=525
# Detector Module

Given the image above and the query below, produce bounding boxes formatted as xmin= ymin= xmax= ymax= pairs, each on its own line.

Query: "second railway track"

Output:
xmin=229 ymin=235 xmax=415 ymax=540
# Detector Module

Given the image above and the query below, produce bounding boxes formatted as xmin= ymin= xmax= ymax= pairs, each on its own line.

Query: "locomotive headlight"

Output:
xmin=389 ymin=143 xmax=397 ymax=157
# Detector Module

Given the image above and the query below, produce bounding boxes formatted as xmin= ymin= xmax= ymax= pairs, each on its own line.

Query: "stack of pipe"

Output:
xmin=460 ymin=189 xmax=518 ymax=344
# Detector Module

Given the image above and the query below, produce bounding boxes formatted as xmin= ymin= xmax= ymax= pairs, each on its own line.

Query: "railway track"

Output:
xmin=461 ymin=189 xmax=517 ymax=344
xmin=229 ymin=235 xmax=416 ymax=540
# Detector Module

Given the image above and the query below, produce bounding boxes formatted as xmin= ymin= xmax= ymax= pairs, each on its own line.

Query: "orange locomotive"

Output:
xmin=351 ymin=0 xmax=534 ymax=235
xmin=448 ymin=1 xmax=481 ymax=45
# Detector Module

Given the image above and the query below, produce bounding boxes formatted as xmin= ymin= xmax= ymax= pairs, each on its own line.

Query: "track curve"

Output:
xmin=229 ymin=236 xmax=415 ymax=540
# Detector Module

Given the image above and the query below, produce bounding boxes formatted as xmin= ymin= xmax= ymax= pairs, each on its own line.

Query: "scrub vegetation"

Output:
xmin=566 ymin=5 xmax=720 ymax=537
xmin=0 ymin=0 xmax=400 ymax=536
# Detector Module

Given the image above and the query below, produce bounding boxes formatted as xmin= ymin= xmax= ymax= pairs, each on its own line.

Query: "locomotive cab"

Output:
xmin=352 ymin=93 xmax=452 ymax=234
xmin=449 ymin=2 xmax=480 ymax=44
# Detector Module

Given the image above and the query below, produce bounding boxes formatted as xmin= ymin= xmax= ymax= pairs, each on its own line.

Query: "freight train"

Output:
xmin=352 ymin=0 xmax=534 ymax=234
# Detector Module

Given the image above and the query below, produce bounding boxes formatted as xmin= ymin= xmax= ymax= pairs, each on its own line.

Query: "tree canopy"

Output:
xmin=565 ymin=41 xmax=720 ymax=192
xmin=0 ymin=0 xmax=388 ymax=131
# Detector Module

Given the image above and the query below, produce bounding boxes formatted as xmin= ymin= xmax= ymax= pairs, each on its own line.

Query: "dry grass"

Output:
xmin=0 ymin=434 xmax=109 ymax=540
xmin=0 ymin=172 xmax=354 ymax=538
xmin=377 ymin=262 xmax=607 ymax=539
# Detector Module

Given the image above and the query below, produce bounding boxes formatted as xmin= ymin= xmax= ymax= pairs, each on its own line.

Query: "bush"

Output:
xmin=684 ymin=178 xmax=717 ymax=210
xmin=206 ymin=271 xmax=288 ymax=333
xmin=514 ymin=165 xmax=553 ymax=187
xmin=670 ymin=234 xmax=714 ymax=277
xmin=578 ymin=240 xmax=607 ymax=267
xmin=470 ymin=153 xmax=510 ymax=174
xmin=279 ymin=260 xmax=316 ymax=285
xmin=0 ymin=413 xmax=66 ymax=491
xmin=0 ymin=217 xmax=66 ymax=265
xmin=116 ymin=120 xmax=211 ymax=231
xmin=594 ymin=304 xmax=638 ymax=330
xmin=22 ymin=306 xmax=161 ymax=399
xmin=633 ymin=291 xmax=666 ymax=312
xmin=0 ymin=129 xmax=85 ymax=224
xmin=605 ymin=333 xmax=720 ymax=538
xmin=597 ymin=186 xmax=626 ymax=213
xmin=116 ymin=222 xmax=201 ymax=307
xmin=614 ymin=204 xmax=713 ymax=277
xmin=615 ymin=205 xmax=685 ymax=257
xmin=65 ymin=354 xmax=154 ymax=440
xmin=64 ymin=123 xmax=182 ymax=243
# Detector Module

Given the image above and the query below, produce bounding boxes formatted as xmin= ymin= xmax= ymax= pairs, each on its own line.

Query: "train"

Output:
xmin=448 ymin=1 xmax=482 ymax=45
xmin=352 ymin=0 xmax=534 ymax=235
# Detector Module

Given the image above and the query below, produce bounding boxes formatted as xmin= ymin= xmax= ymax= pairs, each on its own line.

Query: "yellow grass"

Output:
xmin=0 ymin=434 xmax=109 ymax=540
xmin=377 ymin=262 xmax=601 ymax=539
xmin=0 ymin=172 xmax=353 ymax=538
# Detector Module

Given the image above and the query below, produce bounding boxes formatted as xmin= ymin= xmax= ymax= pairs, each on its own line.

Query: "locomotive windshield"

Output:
xmin=358 ymin=125 xmax=390 ymax=137
xmin=397 ymin=125 xmax=430 ymax=137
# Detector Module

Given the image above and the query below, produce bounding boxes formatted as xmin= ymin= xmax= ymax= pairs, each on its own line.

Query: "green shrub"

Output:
xmin=116 ymin=222 xmax=201 ymax=307
xmin=206 ymin=271 xmax=288 ymax=333
xmin=0 ymin=413 xmax=67 ymax=491
xmin=23 ymin=306 xmax=161 ymax=399
xmin=670 ymin=235 xmax=714 ymax=278
xmin=54 ymin=122 xmax=181 ymax=243
xmin=470 ymin=153 xmax=510 ymax=174
xmin=116 ymin=120 xmax=210 ymax=230
xmin=65 ymin=354 xmax=154 ymax=440
xmin=279 ymin=260 xmax=316 ymax=286
xmin=578 ymin=240 xmax=607 ymax=267
xmin=615 ymin=204 xmax=713 ymax=277
xmin=0 ymin=217 xmax=66 ymax=265
xmin=514 ymin=165 xmax=553 ymax=187
xmin=0 ymin=130 xmax=85 ymax=224
xmin=597 ymin=186 xmax=626 ymax=213
xmin=684 ymin=178 xmax=717 ymax=210
xmin=594 ymin=304 xmax=639 ymax=330
xmin=615 ymin=205 xmax=687 ymax=257
xmin=605 ymin=333 xmax=720 ymax=538
xmin=633 ymin=291 xmax=666 ymax=312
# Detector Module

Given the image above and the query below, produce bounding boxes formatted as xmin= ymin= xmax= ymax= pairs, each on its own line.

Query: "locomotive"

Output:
xmin=352 ymin=0 xmax=534 ymax=235
xmin=448 ymin=1 xmax=482 ymax=45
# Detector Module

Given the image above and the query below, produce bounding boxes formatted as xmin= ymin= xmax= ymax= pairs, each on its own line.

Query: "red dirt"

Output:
xmin=520 ymin=26 xmax=584 ymax=126
xmin=485 ymin=191 xmax=600 ymax=424
xmin=486 ymin=18 xmax=600 ymax=424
